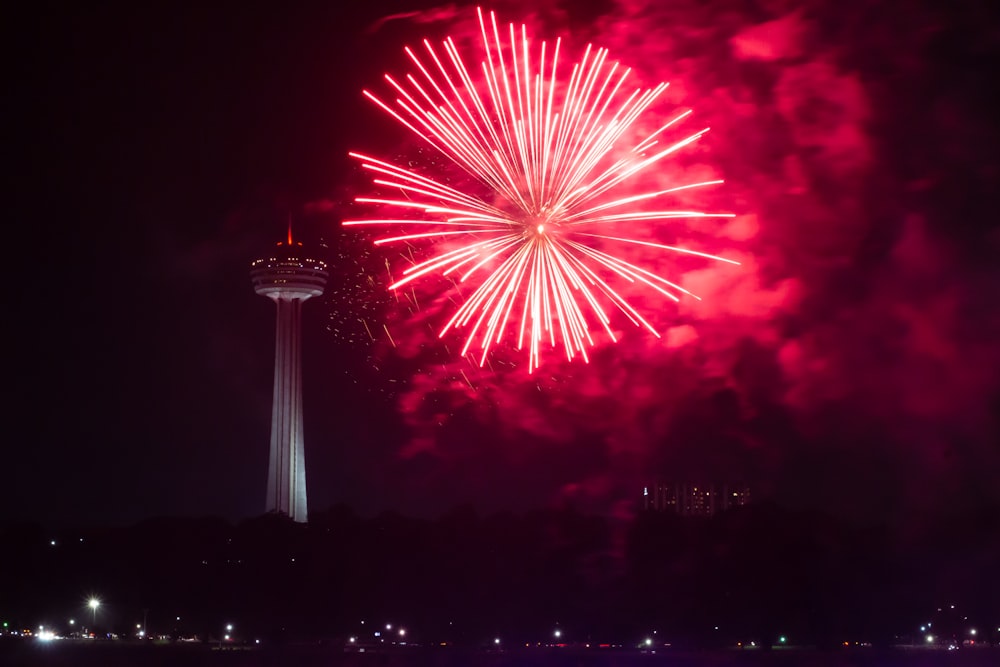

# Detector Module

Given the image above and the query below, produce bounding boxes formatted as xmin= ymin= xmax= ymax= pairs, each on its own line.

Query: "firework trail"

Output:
xmin=346 ymin=8 xmax=738 ymax=372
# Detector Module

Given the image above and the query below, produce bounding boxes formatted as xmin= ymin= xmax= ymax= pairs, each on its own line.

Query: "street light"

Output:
xmin=88 ymin=598 xmax=100 ymax=628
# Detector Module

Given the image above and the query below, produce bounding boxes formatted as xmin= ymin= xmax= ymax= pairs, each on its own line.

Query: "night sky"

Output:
xmin=6 ymin=0 xmax=999 ymax=528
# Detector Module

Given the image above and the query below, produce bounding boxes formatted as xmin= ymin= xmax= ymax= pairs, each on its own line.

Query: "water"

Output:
xmin=3 ymin=642 xmax=998 ymax=667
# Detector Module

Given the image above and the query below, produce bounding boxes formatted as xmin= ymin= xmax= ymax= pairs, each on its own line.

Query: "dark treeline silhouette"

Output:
xmin=1 ymin=503 xmax=997 ymax=648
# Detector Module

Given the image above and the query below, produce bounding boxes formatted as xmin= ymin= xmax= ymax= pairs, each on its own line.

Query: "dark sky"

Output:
xmin=6 ymin=0 xmax=999 ymax=527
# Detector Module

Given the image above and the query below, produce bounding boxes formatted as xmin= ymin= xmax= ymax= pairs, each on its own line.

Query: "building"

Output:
xmin=642 ymin=482 xmax=751 ymax=517
xmin=251 ymin=231 xmax=328 ymax=522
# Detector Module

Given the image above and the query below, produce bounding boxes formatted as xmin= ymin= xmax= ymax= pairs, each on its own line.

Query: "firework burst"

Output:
xmin=346 ymin=8 xmax=738 ymax=372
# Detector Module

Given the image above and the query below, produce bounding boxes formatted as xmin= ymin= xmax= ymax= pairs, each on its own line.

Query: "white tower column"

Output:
xmin=267 ymin=296 xmax=308 ymax=520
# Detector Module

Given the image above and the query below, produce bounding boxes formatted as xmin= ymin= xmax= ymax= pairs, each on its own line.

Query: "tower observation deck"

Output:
xmin=251 ymin=236 xmax=328 ymax=522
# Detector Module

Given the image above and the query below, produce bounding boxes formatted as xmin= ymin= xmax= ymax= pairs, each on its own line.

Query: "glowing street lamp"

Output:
xmin=88 ymin=598 xmax=100 ymax=627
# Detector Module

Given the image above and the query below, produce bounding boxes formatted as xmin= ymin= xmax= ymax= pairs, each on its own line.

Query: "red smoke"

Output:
xmin=349 ymin=0 xmax=1000 ymax=522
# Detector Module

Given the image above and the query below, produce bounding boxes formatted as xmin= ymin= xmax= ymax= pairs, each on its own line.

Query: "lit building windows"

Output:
xmin=641 ymin=482 xmax=751 ymax=516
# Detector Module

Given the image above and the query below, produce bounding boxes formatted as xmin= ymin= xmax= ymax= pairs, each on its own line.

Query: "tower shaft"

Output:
xmin=266 ymin=296 xmax=309 ymax=521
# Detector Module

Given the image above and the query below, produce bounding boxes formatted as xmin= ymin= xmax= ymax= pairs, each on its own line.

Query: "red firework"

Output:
xmin=346 ymin=8 xmax=738 ymax=373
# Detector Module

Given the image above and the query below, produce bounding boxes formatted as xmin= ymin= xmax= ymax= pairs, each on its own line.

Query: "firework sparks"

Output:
xmin=346 ymin=8 xmax=738 ymax=372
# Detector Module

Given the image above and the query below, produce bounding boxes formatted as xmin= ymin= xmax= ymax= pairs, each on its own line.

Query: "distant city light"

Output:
xmin=969 ymin=629 xmax=977 ymax=635
xmin=779 ymin=636 xmax=787 ymax=643
xmin=494 ymin=638 xmax=501 ymax=645
xmin=553 ymin=629 xmax=561 ymax=638
xmin=926 ymin=635 xmax=934 ymax=643
xmin=399 ymin=628 xmax=406 ymax=636
xmin=349 ymin=637 xmax=356 ymax=643
xmin=644 ymin=638 xmax=652 ymax=646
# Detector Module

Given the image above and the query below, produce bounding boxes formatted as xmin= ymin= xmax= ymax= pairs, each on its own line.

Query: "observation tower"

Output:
xmin=251 ymin=229 xmax=328 ymax=522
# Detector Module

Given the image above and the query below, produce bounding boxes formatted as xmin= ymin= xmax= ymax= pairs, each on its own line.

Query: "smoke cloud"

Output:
xmin=346 ymin=0 xmax=1000 ymax=522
